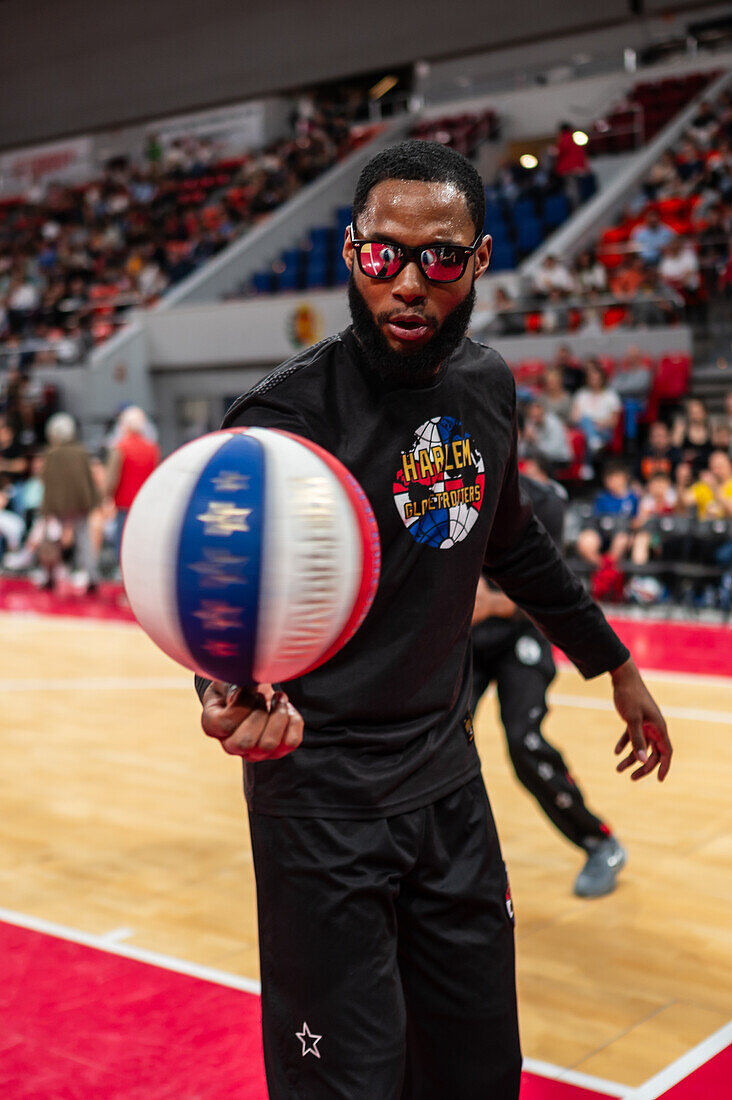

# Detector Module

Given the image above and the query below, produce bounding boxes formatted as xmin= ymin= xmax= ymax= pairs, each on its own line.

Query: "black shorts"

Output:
xmin=248 ymin=776 xmax=521 ymax=1099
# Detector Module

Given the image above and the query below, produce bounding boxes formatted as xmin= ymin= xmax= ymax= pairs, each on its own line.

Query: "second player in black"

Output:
xmin=471 ymin=463 xmax=627 ymax=897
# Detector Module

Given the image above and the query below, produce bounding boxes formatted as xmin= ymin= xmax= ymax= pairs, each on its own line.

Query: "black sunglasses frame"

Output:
xmin=349 ymin=224 xmax=484 ymax=284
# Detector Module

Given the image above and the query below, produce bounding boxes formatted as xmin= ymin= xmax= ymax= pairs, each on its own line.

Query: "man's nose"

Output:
xmin=392 ymin=261 xmax=427 ymax=303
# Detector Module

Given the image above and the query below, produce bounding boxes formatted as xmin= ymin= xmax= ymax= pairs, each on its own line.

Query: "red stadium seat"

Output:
xmin=515 ymin=359 xmax=545 ymax=385
xmin=602 ymin=306 xmax=627 ymax=329
xmin=653 ymin=354 xmax=692 ymax=402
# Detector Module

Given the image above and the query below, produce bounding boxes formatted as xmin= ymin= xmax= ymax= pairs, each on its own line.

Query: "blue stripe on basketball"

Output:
xmin=176 ymin=433 xmax=264 ymax=685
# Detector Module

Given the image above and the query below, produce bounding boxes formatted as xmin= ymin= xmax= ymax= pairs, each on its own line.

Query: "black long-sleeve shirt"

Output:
xmin=196 ymin=327 xmax=628 ymax=817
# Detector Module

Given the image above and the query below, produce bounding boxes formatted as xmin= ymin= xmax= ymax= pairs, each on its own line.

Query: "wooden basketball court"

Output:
xmin=0 ymin=597 xmax=730 ymax=1096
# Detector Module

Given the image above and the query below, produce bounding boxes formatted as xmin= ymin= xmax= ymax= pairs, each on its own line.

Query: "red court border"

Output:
xmin=1 ymin=916 xmax=729 ymax=1100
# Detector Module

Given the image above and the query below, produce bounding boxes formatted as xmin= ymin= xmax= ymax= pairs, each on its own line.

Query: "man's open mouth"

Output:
xmin=385 ymin=315 xmax=432 ymax=341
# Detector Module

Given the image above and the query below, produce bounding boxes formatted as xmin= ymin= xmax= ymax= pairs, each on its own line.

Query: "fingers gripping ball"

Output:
xmin=121 ymin=428 xmax=381 ymax=684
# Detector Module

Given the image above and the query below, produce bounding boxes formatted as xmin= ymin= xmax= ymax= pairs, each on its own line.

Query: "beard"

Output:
xmin=347 ymin=274 xmax=476 ymax=386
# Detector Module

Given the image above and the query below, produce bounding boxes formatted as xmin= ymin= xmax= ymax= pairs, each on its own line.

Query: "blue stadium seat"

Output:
xmin=578 ymin=174 xmax=597 ymax=203
xmin=281 ymin=248 xmax=301 ymax=270
xmin=513 ymin=197 xmax=537 ymax=223
xmin=304 ymin=250 xmax=330 ymax=287
xmin=543 ymin=192 xmax=570 ymax=228
xmin=278 ymin=268 xmax=300 ymax=291
xmin=489 ymin=243 xmax=516 ymax=271
xmin=484 ymin=201 xmax=505 ymax=226
xmin=305 ymin=265 xmax=329 ymax=289
xmin=306 ymin=242 xmax=330 ymax=265
xmin=252 ymin=272 xmax=273 ymax=294
xmin=516 ymin=219 xmax=543 ymax=253
xmin=336 ymin=205 xmax=352 ymax=230
xmin=333 ymin=255 xmax=350 ymax=284
xmin=310 ymin=226 xmax=335 ymax=249
xmin=488 ymin=221 xmax=511 ymax=244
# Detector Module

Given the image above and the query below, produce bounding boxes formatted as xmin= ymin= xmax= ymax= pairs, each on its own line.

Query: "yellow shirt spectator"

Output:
xmin=690 ymin=477 xmax=732 ymax=519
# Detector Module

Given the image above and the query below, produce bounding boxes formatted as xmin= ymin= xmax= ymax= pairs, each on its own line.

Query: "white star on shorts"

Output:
xmin=296 ymin=1021 xmax=322 ymax=1059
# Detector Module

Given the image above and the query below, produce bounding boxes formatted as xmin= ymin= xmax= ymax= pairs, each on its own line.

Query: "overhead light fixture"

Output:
xmin=369 ymin=75 xmax=399 ymax=100
xmin=519 ymin=153 xmax=538 ymax=169
xmin=572 ymin=130 xmax=589 ymax=146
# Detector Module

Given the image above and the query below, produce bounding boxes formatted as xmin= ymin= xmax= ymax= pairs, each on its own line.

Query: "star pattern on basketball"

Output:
xmin=189 ymin=549 xmax=250 ymax=587
xmin=295 ymin=1021 xmax=322 ymax=1059
xmin=193 ymin=600 xmax=243 ymax=631
xmin=197 ymin=501 xmax=252 ymax=536
xmin=201 ymin=639 xmax=240 ymax=657
xmin=211 ymin=471 xmax=251 ymax=493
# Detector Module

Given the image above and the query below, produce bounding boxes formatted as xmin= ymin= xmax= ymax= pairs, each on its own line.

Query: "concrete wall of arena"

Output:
xmin=0 ymin=0 xmax=708 ymax=149
xmin=144 ymin=295 xmax=692 ymax=370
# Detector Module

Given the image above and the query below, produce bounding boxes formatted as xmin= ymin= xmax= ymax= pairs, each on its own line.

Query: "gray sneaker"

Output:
xmin=574 ymin=837 xmax=626 ymax=898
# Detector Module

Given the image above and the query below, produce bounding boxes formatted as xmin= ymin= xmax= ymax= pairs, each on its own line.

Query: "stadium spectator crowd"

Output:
xmin=0 ymin=399 xmax=158 ymax=592
xmin=0 ymin=98 xmax=368 ymax=369
xmin=513 ymin=344 xmax=732 ymax=608
xmin=483 ymin=88 xmax=732 ymax=336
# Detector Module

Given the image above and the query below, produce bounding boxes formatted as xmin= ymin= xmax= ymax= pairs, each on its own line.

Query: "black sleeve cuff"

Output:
xmin=194 ymin=675 xmax=211 ymax=703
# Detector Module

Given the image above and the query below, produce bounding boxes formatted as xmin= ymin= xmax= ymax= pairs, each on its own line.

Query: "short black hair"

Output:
xmin=603 ymin=459 xmax=628 ymax=479
xmin=352 ymin=140 xmax=485 ymax=237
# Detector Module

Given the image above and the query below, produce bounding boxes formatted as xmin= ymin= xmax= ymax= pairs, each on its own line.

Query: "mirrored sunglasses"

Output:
xmin=350 ymin=225 xmax=483 ymax=284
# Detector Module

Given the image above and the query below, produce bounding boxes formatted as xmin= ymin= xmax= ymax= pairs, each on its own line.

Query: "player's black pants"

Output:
xmin=471 ymin=619 xmax=608 ymax=850
xmin=248 ymin=776 xmax=521 ymax=1099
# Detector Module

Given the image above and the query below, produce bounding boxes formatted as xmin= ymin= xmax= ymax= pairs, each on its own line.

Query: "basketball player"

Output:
xmin=196 ymin=142 xmax=671 ymax=1100
xmin=471 ymin=448 xmax=626 ymax=898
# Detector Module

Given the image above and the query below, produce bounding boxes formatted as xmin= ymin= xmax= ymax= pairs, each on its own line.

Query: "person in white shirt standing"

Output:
xmin=571 ymin=361 xmax=622 ymax=455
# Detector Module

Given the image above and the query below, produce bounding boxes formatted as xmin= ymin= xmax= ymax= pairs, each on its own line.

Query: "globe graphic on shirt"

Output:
xmin=393 ymin=416 xmax=485 ymax=549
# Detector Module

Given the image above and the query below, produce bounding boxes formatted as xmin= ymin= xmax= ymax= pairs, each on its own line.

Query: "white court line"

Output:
xmin=554 ymin=658 xmax=732 ymax=690
xmin=1 ymin=677 xmax=730 ymax=721
xmin=522 ymin=1057 xmax=627 ymax=1096
xmin=0 ymin=676 xmax=190 ymax=691
xmin=549 ymin=693 xmax=732 ymax=726
xmin=98 ymin=927 xmax=135 ymax=945
xmin=0 ymin=906 xmax=261 ymax=996
xmin=630 ymin=668 xmax=732 ymax=689
xmin=623 ymin=1020 xmax=732 ymax=1098
xmin=0 ymin=612 xmax=138 ymax=631
xmin=481 ymin=685 xmax=732 ymax=726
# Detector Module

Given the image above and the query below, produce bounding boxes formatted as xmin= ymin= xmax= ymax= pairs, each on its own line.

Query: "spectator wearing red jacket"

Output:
xmin=555 ymin=124 xmax=589 ymax=176
xmin=106 ymin=406 xmax=160 ymax=557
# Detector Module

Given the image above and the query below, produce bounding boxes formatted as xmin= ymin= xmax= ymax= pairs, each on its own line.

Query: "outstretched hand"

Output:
xmin=610 ymin=657 xmax=672 ymax=782
xmin=201 ymin=681 xmax=304 ymax=762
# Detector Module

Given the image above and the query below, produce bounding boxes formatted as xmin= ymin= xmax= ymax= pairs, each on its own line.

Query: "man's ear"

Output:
xmin=342 ymin=226 xmax=354 ymax=272
xmin=474 ymin=235 xmax=492 ymax=281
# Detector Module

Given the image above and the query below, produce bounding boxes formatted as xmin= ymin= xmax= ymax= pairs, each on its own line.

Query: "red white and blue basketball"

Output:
xmin=121 ymin=428 xmax=381 ymax=685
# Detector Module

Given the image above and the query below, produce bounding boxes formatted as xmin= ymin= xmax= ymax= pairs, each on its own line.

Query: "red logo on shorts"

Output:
xmin=505 ymin=871 xmax=515 ymax=924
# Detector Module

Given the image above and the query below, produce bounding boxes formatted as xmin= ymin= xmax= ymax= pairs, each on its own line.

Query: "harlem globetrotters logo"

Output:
xmin=393 ymin=417 xmax=485 ymax=548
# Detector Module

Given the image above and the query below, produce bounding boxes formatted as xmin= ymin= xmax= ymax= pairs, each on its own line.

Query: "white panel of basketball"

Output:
xmin=120 ymin=432 xmax=229 ymax=671
xmin=248 ymin=428 xmax=362 ymax=683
